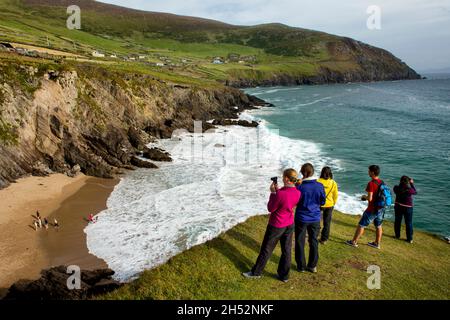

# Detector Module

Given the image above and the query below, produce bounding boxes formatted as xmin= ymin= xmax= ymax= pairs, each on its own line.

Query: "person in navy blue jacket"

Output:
xmin=295 ymin=163 xmax=326 ymax=273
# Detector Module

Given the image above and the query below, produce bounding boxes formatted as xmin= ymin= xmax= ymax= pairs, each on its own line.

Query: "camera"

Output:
xmin=271 ymin=177 xmax=278 ymax=184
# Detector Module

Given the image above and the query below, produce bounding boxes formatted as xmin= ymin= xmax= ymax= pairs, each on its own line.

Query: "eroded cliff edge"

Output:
xmin=0 ymin=62 xmax=266 ymax=188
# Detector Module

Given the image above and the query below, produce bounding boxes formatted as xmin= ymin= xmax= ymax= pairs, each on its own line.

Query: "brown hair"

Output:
xmin=369 ymin=165 xmax=380 ymax=176
xmin=320 ymin=166 xmax=333 ymax=180
xmin=283 ymin=168 xmax=298 ymax=184
xmin=300 ymin=163 xmax=314 ymax=178
xmin=400 ymin=176 xmax=410 ymax=187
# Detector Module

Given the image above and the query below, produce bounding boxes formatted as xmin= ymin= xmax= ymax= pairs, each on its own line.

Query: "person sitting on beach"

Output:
xmin=346 ymin=165 xmax=385 ymax=249
xmin=33 ymin=220 xmax=39 ymax=231
xmin=394 ymin=176 xmax=417 ymax=244
xmin=294 ymin=163 xmax=326 ymax=273
xmin=54 ymin=218 xmax=59 ymax=228
xmin=43 ymin=218 xmax=49 ymax=230
xmin=88 ymin=213 xmax=97 ymax=223
xmin=317 ymin=167 xmax=339 ymax=245
xmin=243 ymin=169 xmax=301 ymax=282
xmin=37 ymin=216 xmax=42 ymax=228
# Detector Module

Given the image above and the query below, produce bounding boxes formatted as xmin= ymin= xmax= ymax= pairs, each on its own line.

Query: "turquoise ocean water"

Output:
xmin=245 ymin=78 xmax=450 ymax=237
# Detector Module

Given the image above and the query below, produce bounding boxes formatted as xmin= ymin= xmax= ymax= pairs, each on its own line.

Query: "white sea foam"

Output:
xmin=335 ymin=192 xmax=366 ymax=215
xmin=379 ymin=128 xmax=397 ymax=136
xmin=86 ymin=109 xmax=366 ymax=281
xmin=251 ymin=87 xmax=302 ymax=95
xmin=296 ymin=96 xmax=332 ymax=106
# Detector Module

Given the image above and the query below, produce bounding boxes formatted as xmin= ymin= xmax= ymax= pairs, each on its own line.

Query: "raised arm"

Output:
xmin=409 ymin=183 xmax=417 ymax=195
xmin=267 ymin=192 xmax=281 ymax=213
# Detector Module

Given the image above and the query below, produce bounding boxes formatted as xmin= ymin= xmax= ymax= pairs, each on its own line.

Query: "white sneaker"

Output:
xmin=345 ymin=240 xmax=358 ymax=248
xmin=242 ymin=271 xmax=261 ymax=279
xmin=368 ymin=242 xmax=381 ymax=249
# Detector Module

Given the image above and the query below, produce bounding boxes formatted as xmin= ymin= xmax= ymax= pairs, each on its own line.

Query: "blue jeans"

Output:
xmin=359 ymin=208 xmax=384 ymax=228
xmin=394 ymin=204 xmax=413 ymax=241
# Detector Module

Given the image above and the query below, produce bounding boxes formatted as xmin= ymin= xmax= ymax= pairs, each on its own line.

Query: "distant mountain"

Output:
xmin=0 ymin=0 xmax=421 ymax=85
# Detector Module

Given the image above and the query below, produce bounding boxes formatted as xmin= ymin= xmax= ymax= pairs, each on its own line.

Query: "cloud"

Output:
xmin=99 ymin=0 xmax=450 ymax=70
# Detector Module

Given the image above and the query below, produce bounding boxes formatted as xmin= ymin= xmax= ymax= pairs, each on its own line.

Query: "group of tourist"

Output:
xmin=32 ymin=211 xmax=98 ymax=231
xmin=243 ymin=164 xmax=417 ymax=282
xmin=33 ymin=211 xmax=59 ymax=231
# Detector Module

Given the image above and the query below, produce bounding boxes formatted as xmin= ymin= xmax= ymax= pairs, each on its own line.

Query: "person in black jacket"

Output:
xmin=393 ymin=176 xmax=417 ymax=243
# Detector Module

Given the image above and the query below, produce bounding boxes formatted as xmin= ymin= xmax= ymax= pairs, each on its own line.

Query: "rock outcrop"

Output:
xmin=142 ymin=147 xmax=173 ymax=162
xmin=212 ymin=119 xmax=259 ymax=127
xmin=130 ymin=156 xmax=158 ymax=169
xmin=2 ymin=266 xmax=121 ymax=300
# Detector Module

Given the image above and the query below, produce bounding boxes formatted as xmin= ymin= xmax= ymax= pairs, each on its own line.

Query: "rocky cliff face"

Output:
xmin=227 ymin=38 xmax=421 ymax=88
xmin=0 ymin=63 xmax=264 ymax=189
xmin=227 ymin=66 xmax=420 ymax=88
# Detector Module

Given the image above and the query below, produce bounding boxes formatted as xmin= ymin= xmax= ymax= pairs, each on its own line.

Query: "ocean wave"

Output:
xmin=248 ymin=87 xmax=302 ymax=95
xmin=296 ymin=96 xmax=332 ymax=107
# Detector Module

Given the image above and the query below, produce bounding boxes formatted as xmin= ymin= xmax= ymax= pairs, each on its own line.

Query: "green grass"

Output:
xmin=0 ymin=118 xmax=18 ymax=145
xmin=99 ymin=211 xmax=450 ymax=300
xmin=0 ymin=58 xmax=44 ymax=95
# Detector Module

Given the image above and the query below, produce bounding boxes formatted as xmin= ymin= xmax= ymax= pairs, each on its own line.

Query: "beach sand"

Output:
xmin=0 ymin=173 xmax=118 ymax=294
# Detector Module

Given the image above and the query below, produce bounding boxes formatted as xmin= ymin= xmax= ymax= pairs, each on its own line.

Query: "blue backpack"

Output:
xmin=373 ymin=180 xmax=393 ymax=208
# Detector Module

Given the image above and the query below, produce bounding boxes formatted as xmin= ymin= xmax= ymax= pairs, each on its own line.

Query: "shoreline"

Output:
xmin=0 ymin=173 xmax=118 ymax=296
xmin=39 ymin=176 xmax=119 ymax=272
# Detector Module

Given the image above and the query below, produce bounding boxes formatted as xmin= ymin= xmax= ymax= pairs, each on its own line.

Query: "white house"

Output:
xmin=92 ymin=50 xmax=105 ymax=58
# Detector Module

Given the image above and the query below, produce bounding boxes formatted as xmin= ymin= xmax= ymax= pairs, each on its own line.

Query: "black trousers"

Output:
xmin=320 ymin=207 xmax=334 ymax=241
xmin=295 ymin=221 xmax=320 ymax=270
xmin=251 ymin=224 xmax=294 ymax=280
xmin=394 ymin=204 xmax=414 ymax=241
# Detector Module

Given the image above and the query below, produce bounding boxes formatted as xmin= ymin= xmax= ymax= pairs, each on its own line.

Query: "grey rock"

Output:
xmin=2 ymin=266 xmax=121 ymax=300
xmin=142 ymin=147 xmax=172 ymax=162
xmin=130 ymin=156 xmax=158 ymax=169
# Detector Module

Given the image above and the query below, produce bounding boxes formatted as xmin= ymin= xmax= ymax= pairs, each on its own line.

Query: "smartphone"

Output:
xmin=271 ymin=177 xmax=278 ymax=184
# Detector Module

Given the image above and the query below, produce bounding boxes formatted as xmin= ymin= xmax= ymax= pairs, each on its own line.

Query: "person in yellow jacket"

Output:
xmin=317 ymin=167 xmax=339 ymax=244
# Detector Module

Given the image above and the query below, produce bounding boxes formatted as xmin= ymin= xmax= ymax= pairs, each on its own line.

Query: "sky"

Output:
xmin=100 ymin=0 xmax=450 ymax=71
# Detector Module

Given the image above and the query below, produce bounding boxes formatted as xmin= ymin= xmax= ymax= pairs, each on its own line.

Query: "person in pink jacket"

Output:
xmin=243 ymin=169 xmax=301 ymax=282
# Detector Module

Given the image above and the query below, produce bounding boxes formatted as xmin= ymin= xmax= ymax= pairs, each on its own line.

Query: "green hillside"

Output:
xmin=99 ymin=212 xmax=450 ymax=300
xmin=0 ymin=0 xmax=420 ymax=86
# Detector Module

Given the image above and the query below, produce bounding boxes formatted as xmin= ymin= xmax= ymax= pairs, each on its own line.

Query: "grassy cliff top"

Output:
xmin=99 ymin=211 xmax=449 ymax=300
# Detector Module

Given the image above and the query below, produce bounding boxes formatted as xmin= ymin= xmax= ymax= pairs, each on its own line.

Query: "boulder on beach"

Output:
xmin=237 ymin=120 xmax=259 ymax=127
xmin=2 ymin=266 xmax=122 ymax=300
xmin=31 ymin=162 xmax=53 ymax=177
xmin=211 ymin=119 xmax=259 ymax=127
xmin=142 ymin=147 xmax=173 ymax=162
xmin=66 ymin=164 xmax=81 ymax=178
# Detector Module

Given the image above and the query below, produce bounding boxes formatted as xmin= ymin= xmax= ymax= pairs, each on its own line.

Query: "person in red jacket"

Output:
xmin=346 ymin=165 xmax=385 ymax=249
xmin=243 ymin=169 xmax=301 ymax=282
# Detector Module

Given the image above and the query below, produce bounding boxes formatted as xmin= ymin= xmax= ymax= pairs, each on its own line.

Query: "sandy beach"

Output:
xmin=0 ymin=173 xmax=118 ymax=295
